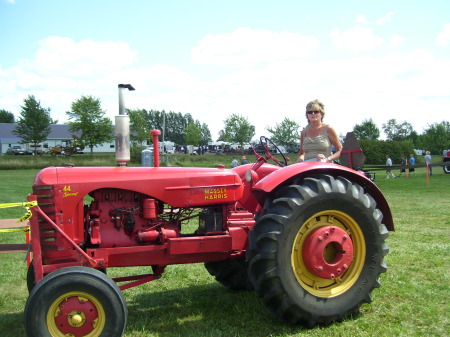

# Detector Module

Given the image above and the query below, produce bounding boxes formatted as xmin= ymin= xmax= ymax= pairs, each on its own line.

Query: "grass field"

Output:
xmin=0 ymin=157 xmax=449 ymax=337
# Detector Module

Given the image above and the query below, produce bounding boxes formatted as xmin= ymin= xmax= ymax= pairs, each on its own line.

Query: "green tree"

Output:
xmin=127 ymin=108 xmax=212 ymax=147
xmin=128 ymin=109 xmax=150 ymax=145
xmin=13 ymin=95 xmax=53 ymax=153
xmin=0 ymin=109 xmax=15 ymax=123
xmin=353 ymin=118 xmax=380 ymax=140
xmin=382 ymin=119 xmax=414 ymax=141
xmin=360 ymin=139 xmax=415 ymax=165
xmin=185 ymin=123 xmax=202 ymax=146
xmin=67 ymin=95 xmax=113 ymax=155
xmin=219 ymin=114 xmax=255 ymax=149
xmin=422 ymin=121 xmax=450 ymax=155
xmin=199 ymin=122 xmax=212 ymax=146
xmin=266 ymin=117 xmax=301 ymax=148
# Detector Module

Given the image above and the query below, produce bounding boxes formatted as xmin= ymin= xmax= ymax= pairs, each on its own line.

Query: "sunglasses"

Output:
xmin=307 ymin=110 xmax=321 ymax=115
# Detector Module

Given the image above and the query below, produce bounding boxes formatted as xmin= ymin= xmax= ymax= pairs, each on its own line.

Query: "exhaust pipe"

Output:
xmin=115 ymin=84 xmax=135 ymax=166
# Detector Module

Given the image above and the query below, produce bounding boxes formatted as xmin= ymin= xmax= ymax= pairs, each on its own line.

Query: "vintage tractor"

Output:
xmin=23 ymin=86 xmax=393 ymax=336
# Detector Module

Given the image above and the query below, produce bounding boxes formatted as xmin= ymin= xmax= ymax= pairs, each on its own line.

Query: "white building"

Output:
xmin=0 ymin=123 xmax=116 ymax=154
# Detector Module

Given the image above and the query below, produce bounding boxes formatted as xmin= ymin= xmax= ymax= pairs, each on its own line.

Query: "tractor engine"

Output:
xmin=86 ymin=189 xmax=180 ymax=248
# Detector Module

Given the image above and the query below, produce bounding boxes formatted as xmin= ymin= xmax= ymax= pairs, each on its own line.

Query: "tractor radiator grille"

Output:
xmin=33 ymin=185 xmax=58 ymax=251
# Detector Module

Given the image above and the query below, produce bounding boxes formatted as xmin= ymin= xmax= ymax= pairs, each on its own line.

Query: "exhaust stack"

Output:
xmin=115 ymin=84 xmax=135 ymax=166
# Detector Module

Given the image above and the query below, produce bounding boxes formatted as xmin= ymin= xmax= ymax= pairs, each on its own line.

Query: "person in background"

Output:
xmin=241 ymin=156 xmax=248 ymax=165
xmin=424 ymin=151 xmax=432 ymax=176
xmin=296 ymin=99 xmax=342 ymax=163
xmin=231 ymin=157 xmax=239 ymax=168
xmin=409 ymin=154 xmax=416 ymax=177
xmin=398 ymin=154 xmax=406 ymax=177
xmin=386 ymin=155 xmax=396 ymax=179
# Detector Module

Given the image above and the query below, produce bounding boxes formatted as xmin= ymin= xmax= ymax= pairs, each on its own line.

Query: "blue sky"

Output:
xmin=1 ymin=0 xmax=449 ymax=141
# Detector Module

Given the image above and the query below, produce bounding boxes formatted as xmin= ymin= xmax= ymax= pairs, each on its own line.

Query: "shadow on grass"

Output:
xmin=0 ymin=312 xmax=26 ymax=337
xmin=123 ymin=281 xmax=355 ymax=337
xmin=0 ymin=278 xmax=363 ymax=337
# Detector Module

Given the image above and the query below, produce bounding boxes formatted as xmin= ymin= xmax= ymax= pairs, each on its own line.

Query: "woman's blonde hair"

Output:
xmin=305 ymin=99 xmax=325 ymax=122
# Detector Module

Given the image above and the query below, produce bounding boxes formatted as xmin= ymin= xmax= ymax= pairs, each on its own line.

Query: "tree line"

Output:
xmin=1 ymin=96 xmax=448 ymax=164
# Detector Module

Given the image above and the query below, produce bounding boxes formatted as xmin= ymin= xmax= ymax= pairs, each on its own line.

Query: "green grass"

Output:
xmin=0 ymin=162 xmax=449 ymax=337
xmin=0 ymin=153 xmax=117 ymax=170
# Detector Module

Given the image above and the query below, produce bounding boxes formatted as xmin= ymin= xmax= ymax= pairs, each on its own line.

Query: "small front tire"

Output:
xmin=24 ymin=266 xmax=127 ymax=337
xmin=443 ymin=160 xmax=450 ymax=174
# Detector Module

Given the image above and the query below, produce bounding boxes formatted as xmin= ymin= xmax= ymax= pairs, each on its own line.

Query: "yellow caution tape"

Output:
xmin=0 ymin=227 xmax=29 ymax=233
xmin=0 ymin=201 xmax=37 ymax=223
xmin=0 ymin=201 xmax=37 ymax=209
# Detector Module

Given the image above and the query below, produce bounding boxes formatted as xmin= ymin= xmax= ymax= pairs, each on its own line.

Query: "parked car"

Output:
xmin=6 ymin=145 xmax=25 ymax=155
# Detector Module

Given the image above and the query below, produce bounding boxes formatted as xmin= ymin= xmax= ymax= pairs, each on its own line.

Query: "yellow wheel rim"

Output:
xmin=291 ymin=210 xmax=366 ymax=298
xmin=47 ymin=291 xmax=106 ymax=337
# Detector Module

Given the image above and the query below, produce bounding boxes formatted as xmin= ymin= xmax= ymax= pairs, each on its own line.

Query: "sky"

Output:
xmin=1 ymin=0 xmax=449 ymax=142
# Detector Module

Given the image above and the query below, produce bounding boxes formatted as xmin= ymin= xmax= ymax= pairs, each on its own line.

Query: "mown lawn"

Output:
xmin=0 ymin=160 xmax=448 ymax=337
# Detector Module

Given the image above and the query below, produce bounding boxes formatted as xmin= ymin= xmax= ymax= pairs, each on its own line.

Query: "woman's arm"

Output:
xmin=297 ymin=130 xmax=305 ymax=162
xmin=326 ymin=126 xmax=342 ymax=162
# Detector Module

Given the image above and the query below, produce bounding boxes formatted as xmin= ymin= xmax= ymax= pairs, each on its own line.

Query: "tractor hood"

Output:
xmin=33 ymin=166 xmax=244 ymax=208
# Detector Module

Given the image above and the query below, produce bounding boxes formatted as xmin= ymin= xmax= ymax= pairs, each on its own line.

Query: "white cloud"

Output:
xmin=192 ymin=27 xmax=319 ymax=66
xmin=375 ymin=12 xmax=394 ymax=25
xmin=390 ymin=34 xmax=405 ymax=48
xmin=355 ymin=15 xmax=369 ymax=25
xmin=436 ymin=23 xmax=450 ymax=47
xmin=1 ymin=32 xmax=448 ymax=142
xmin=329 ymin=25 xmax=384 ymax=53
xmin=31 ymin=37 xmax=138 ymax=77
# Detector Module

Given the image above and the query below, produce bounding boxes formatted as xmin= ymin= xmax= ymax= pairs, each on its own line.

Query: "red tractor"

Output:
xmin=443 ymin=150 xmax=450 ymax=174
xmin=23 ymin=86 xmax=393 ymax=336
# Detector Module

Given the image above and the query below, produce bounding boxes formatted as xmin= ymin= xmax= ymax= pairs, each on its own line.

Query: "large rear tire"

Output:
xmin=24 ymin=266 xmax=127 ymax=337
xmin=247 ymin=174 xmax=389 ymax=326
xmin=205 ymin=260 xmax=253 ymax=290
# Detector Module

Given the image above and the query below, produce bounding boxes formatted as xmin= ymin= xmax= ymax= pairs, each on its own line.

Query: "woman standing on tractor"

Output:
xmin=296 ymin=99 xmax=342 ymax=163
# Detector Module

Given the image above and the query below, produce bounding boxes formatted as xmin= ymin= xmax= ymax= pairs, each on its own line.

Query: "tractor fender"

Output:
xmin=251 ymin=162 xmax=394 ymax=231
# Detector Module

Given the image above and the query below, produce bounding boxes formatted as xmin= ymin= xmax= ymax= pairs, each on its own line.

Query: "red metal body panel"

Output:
xmin=34 ymin=166 xmax=244 ymax=208
xmin=249 ymin=162 xmax=394 ymax=231
xmin=28 ymin=157 xmax=393 ymax=289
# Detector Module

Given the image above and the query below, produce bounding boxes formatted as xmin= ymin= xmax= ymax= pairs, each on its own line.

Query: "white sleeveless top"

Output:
xmin=302 ymin=125 xmax=332 ymax=161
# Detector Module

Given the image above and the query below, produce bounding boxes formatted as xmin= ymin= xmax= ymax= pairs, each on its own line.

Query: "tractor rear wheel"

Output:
xmin=247 ymin=174 xmax=389 ymax=326
xmin=205 ymin=260 xmax=253 ymax=290
xmin=24 ymin=266 xmax=127 ymax=337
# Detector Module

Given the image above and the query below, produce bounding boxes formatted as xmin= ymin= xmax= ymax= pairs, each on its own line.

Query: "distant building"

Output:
xmin=0 ymin=123 xmax=116 ymax=154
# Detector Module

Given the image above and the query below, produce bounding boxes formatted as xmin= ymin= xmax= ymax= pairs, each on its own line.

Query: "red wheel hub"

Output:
xmin=302 ymin=226 xmax=354 ymax=279
xmin=53 ymin=296 xmax=99 ymax=336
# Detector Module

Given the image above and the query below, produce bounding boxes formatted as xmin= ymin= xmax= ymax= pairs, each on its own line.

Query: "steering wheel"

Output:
xmin=259 ymin=136 xmax=288 ymax=167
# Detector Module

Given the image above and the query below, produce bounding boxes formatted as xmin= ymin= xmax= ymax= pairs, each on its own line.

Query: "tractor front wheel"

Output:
xmin=247 ymin=175 xmax=389 ymax=326
xmin=443 ymin=160 xmax=450 ymax=174
xmin=24 ymin=266 xmax=127 ymax=337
